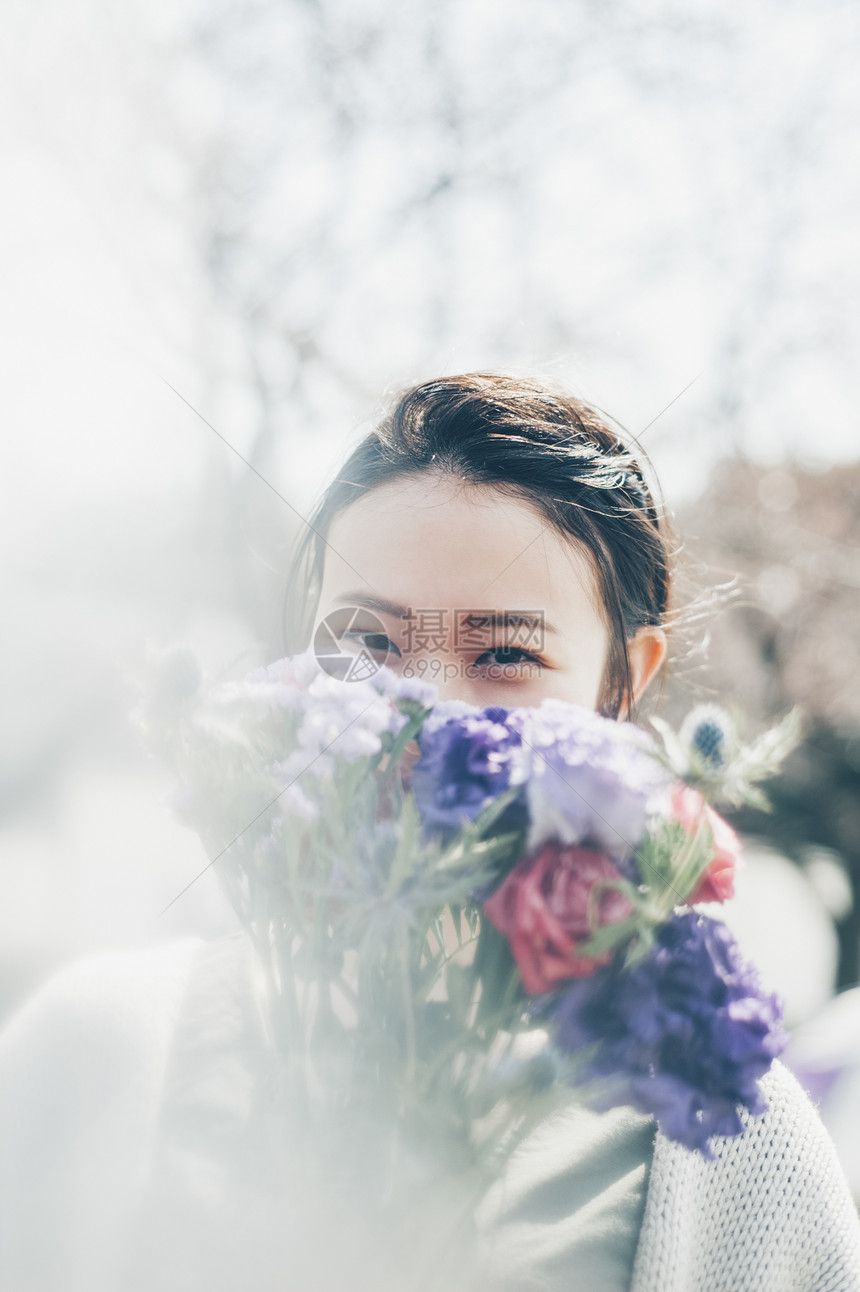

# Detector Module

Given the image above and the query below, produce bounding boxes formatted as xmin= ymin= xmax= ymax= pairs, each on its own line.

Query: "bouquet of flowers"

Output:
xmin=131 ymin=644 xmax=800 ymax=1291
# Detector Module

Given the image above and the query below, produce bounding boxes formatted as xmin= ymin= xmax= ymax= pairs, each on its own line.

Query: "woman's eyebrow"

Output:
xmin=332 ymin=592 xmax=558 ymax=636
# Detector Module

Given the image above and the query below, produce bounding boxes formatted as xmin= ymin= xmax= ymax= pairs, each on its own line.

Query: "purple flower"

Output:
xmin=410 ymin=707 xmax=527 ymax=841
xmin=513 ymin=701 xmax=671 ymax=865
xmin=367 ymin=665 xmax=438 ymax=709
xmin=547 ymin=910 xmax=788 ymax=1158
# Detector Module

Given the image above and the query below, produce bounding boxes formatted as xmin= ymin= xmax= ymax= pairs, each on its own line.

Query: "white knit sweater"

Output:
xmin=1 ymin=935 xmax=858 ymax=1292
xmin=630 ymin=1055 xmax=860 ymax=1292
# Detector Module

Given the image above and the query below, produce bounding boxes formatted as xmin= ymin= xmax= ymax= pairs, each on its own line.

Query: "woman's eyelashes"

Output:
xmin=340 ymin=632 xmax=547 ymax=676
xmin=343 ymin=630 xmax=402 ymax=658
xmin=473 ymin=645 xmax=545 ymax=672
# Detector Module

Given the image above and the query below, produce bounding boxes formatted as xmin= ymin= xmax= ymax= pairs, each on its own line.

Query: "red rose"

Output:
xmin=668 ymin=784 xmax=744 ymax=905
xmin=483 ymin=844 xmax=634 ymax=995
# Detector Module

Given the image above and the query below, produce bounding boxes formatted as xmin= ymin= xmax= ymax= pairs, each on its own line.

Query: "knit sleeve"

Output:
xmin=630 ymin=1057 xmax=860 ymax=1292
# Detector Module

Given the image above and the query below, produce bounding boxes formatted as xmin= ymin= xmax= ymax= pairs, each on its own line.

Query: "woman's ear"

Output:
xmin=618 ymin=626 xmax=668 ymax=719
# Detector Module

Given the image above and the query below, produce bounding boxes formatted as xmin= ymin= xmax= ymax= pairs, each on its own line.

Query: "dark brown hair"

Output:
xmin=282 ymin=371 xmax=677 ymax=720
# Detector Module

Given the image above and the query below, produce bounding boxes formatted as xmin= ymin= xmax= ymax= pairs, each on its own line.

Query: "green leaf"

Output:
xmin=467 ymin=786 xmax=524 ymax=839
xmin=375 ymin=708 xmax=429 ymax=786
xmin=445 ymin=963 xmax=473 ymax=1028
xmin=473 ymin=921 xmax=519 ymax=1025
xmin=574 ymin=914 xmax=640 ymax=957
xmin=435 ymin=830 xmax=522 ymax=879
xmin=646 ymin=715 xmax=688 ymax=776
xmin=385 ymin=792 xmax=421 ymax=897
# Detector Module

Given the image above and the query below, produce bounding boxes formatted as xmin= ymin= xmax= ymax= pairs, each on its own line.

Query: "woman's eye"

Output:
xmin=474 ymin=645 xmax=543 ymax=670
xmin=342 ymin=631 xmax=402 ymax=658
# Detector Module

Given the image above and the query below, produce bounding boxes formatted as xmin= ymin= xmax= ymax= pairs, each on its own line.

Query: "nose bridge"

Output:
xmin=405 ymin=606 xmax=459 ymax=702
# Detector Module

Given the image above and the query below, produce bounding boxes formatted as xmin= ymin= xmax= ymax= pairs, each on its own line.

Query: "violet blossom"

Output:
xmin=512 ymin=701 xmax=671 ymax=865
xmin=547 ymin=909 xmax=788 ymax=1158
xmin=410 ymin=706 xmax=528 ymax=841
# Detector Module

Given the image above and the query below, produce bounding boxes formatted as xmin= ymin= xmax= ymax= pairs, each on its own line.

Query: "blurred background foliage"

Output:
xmin=2 ymin=0 xmax=860 ymax=1189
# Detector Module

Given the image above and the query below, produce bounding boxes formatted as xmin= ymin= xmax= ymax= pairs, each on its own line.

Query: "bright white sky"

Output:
xmin=1 ymin=0 xmax=859 ymax=560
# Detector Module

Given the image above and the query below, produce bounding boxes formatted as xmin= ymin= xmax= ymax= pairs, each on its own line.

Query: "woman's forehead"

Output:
xmin=319 ymin=476 xmax=604 ymax=627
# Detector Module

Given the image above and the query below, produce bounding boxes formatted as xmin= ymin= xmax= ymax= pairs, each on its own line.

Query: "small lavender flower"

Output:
xmin=514 ymin=701 xmax=671 ymax=863
xmin=244 ymin=649 xmax=321 ymax=689
xmin=279 ymin=784 xmax=319 ymax=823
xmin=420 ymin=698 xmax=484 ymax=732
xmin=368 ymin=665 xmax=438 ymax=710
xmin=548 ymin=909 xmax=787 ymax=1158
xmin=297 ymin=672 xmax=408 ymax=759
xmin=394 ymin=677 xmax=439 ymax=707
xmin=212 ymin=649 xmax=323 ymax=713
xmin=286 ymin=649 xmax=322 ymax=687
xmin=213 ymin=675 xmax=305 ymax=713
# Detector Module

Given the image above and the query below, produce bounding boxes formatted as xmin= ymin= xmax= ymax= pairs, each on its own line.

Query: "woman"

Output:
xmin=284 ymin=370 xmax=669 ymax=723
xmin=1 ymin=371 xmax=858 ymax=1292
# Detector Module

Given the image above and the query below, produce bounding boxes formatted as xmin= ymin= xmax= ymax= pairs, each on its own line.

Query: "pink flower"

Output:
xmin=668 ymin=784 xmax=744 ymax=905
xmin=483 ymin=844 xmax=635 ymax=995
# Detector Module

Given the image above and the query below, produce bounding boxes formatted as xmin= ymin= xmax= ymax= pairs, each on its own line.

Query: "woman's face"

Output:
xmin=313 ymin=472 xmax=621 ymax=710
